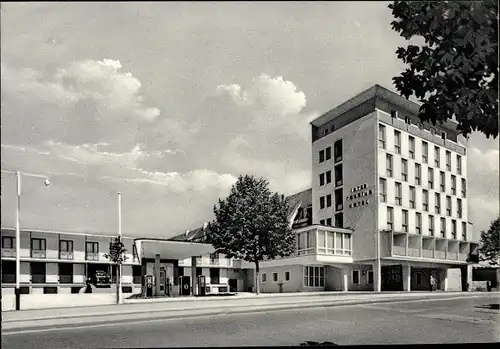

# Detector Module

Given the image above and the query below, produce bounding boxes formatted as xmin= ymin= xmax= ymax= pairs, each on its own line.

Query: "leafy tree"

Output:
xmin=389 ymin=1 xmax=498 ymax=139
xmin=479 ymin=218 xmax=500 ymax=266
xmin=105 ymin=237 xmax=128 ymax=303
xmin=207 ymin=175 xmax=296 ymax=295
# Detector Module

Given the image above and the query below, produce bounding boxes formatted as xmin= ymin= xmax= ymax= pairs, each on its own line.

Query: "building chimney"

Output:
xmin=185 ymin=229 xmax=190 ymax=236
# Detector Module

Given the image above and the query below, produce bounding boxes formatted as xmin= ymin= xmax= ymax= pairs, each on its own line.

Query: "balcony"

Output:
xmin=59 ymin=251 xmax=74 ymax=260
xmin=59 ymin=274 xmax=73 ymax=283
xmin=86 ymin=252 xmax=99 ymax=261
xmin=336 ymin=180 xmax=343 ymax=187
xmin=393 ymin=245 xmax=406 ymax=256
xmin=407 ymin=247 xmax=420 ymax=257
xmin=31 ymin=250 xmax=46 ymax=259
xmin=422 ymin=249 xmax=434 ymax=258
xmin=31 ymin=274 xmax=46 ymax=283
xmin=1 ymin=248 xmax=16 ymax=258
xmin=336 ymin=204 xmax=343 ymax=212
xmin=447 ymin=251 xmax=458 ymax=261
xmin=435 ymin=250 xmax=446 ymax=259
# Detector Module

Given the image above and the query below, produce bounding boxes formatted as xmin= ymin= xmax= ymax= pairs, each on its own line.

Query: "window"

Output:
xmin=391 ymin=110 xmax=398 ymax=118
xmin=440 ymin=218 xmax=446 ymax=237
xmin=379 ymin=178 xmax=387 ymax=202
xmin=334 ymin=140 xmax=343 ymax=162
xmin=320 ymin=219 xmax=325 ymax=225
xmin=409 ymin=186 xmax=416 ymax=208
xmin=319 ymin=150 xmax=325 ymax=163
xmin=352 ymin=270 xmax=360 ymax=284
xmin=394 ymin=130 xmax=401 ymax=154
xmin=325 ymin=147 xmax=331 ymax=161
xmin=272 ymin=272 xmax=279 ymax=283
xmin=416 ymin=213 xmax=422 ymax=234
xmin=446 ymin=151 xmax=451 ymax=171
xmin=402 ymin=210 xmax=409 ymax=232
xmin=335 ymin=188 xmax=343 ymax=211
xmin=451 ymin=175 xmax=456 ymax=195
xmin=434 ymin=146 xmax=440 ymax=167
xmin=401 ymin=159 xmax=408 ymax=181
xmin=378 ymin=124 xmax=386 ymax=149
xmin=284 ymin=271 xmax=291 ymax=282
xmin=435 ymin=193 xmax=441 ymax=214
xmin=428 ymin=168 xmax=434 ymax=189
xmin=457 ymin=198 xmax=462 ymax=218
xmin=462 ymin=222 xmax=467 ymax=241
xmin=31 ymin=238 xmax=46 ymax=250
xmin=326 ymin=218 xmax=332 ymax=226
xmin=335 ymin=213 xmax=343 ymax=228
xmin=446 ymin=196 xmax=452 ymax=216
xmin=457 ymin=155 xmax=462 ymax=174
xmin=423 ymin=189 xmax=429 ymax=211
xmin=422 ymin=141 xmax=428 ymax=163
xmin=59 ymin=240 xmax=74 ymax=260
xmin=386 ymin=154 xmax=393 ymax=177
xmin=441 ymin=131 xmax=447 ymax=140
xmin=326 ymin=171 xmax=332 ymax=184
xmin=2 ymin=236 xmax=14 ymax=249
xmin=461 ymin=178 xmax=466 ymax=198
xmin=440 ymin=171 xmax=445 ymax=192
xmin=395 ymin=182 xmax=402 ymax=205
xmin=451 ymin=220 xmax=457 ymax=239
xmin=86 ymin=241 xmax=99 ymax=260
xmin=405 ymin=116 xmax=411 ymax=124
xmin=261 ymin=273 xmax=267 ymax=283
xmin=367 ymin=270 xmax=374 ymax=284
xmin=326 ymin=194 xmax=332 ymax=207
xmin=409 ymin=136 xmax=415 ymax=159
xmin=320 ymin=196 xmax=325 ymax=209
xmin=387 ymin=207 xmax=394 ymax=230
xmin=415 ymin=164 xmax=421 ymax=185
xmin=335 ymin=164 xmax=343 ymax=187
xmin=320 ymin=173 xmax=325 ymax=186
xmin=304 ymin=266 xmax=325 ymax=287
xmin=429 ymin=215 xmax=435 ymax=236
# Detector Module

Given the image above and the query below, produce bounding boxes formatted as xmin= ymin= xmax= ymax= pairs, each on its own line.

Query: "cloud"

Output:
xmin=217 ymin=73 xmax=307 ymax=116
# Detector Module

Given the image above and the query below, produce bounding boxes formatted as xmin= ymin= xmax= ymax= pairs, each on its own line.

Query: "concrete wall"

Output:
xmin=259 ymin=265 xmax=304 ymax=293
xmin=345 ymin=264 xmax=374 ymax=291
xmin=325 ymin=266 xmax=342 ymax=291
xmin=2 ymin=294 xmax=115 ymax=312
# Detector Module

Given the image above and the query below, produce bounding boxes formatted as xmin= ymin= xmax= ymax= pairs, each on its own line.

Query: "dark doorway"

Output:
xmin=30 ymin=262 xmax=46 ymax=283
xmin=382 ymin=265 xmax=403 ymax=291
xmin=58 ymin=263 xmax=73 ymax=283
xmin=2 ymin=260 xmax=16 ymax=283
xmin=228 ymin=278 xmax=238 ymax=292
xmin=210 ymin=268 xmax=220 ymax=284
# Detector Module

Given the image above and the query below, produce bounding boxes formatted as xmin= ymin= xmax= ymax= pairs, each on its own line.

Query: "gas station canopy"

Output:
xmin=137 ymin=239 xmax=215 ymax=260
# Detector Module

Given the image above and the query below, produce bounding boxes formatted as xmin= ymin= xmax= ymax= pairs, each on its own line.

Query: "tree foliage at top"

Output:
xmin=479 ymin=217 xmax=500 ymax=266
xmin=105 ymin=237 xmax=128 ymax=264
xmin=207 ymin=175 xmax=296 ymax=293
xmin=389 ymin=1 xmax=498 ymax=139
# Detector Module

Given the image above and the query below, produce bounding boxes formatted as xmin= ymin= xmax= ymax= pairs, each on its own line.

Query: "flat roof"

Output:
xmin=137 ymin=239 xmax=215 ymax=260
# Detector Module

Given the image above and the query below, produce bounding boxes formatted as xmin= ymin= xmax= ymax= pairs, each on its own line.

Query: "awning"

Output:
xmin=137 ymin=239 xmax=215 ymax=260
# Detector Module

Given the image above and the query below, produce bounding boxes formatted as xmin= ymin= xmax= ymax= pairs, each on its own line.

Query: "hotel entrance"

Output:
xmin=382 ymin=265 xmax=403 ymax=291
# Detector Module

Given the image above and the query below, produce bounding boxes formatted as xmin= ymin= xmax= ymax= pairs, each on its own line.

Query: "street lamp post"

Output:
xmin=117 ymin=192 xmax=123 ymax=304
xmin=1 ymin=170 xmax=50 ymax=310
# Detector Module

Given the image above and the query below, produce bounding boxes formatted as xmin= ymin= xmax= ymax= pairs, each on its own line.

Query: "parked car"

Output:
xmin=91 ymin=270 xmax=111 ymax=287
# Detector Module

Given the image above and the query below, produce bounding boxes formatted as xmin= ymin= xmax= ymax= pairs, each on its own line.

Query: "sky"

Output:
xmin=1 ymin=2 xmax=498 ymax=238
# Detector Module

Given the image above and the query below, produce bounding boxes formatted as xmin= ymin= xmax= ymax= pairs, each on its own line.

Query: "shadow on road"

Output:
xmin=475 ymin=304 xmax=500 ymax=310
xmin=300 ymin=341 xmax=338 ymax=346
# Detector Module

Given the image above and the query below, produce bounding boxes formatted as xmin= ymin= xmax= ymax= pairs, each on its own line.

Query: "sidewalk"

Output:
xmin=3 ymin=291 xmax=492 ymax=324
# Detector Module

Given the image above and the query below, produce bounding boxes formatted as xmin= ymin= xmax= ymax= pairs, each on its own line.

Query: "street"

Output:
xmin=3 ymin=294 xmax=499 ymax=348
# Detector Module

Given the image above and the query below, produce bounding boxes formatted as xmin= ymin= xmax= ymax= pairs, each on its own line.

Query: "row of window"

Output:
xmin=386 ymin=206 xmax=467 ymax=239
xmin=385 ymin=154 xmax=466 ymax=197
xmin=261 ymin=271 xmax=291 ymax=283
xmin=297 ymin=230 xmax=352 ymax=254
xmin=379 ymin=178 xmax=463 ymax=218
xmin=318 ymin=214 xmax=344 ymax=229
xmin=379 ymin=123 xmax=463 ymax=174
xmin=1 ymin=237 xmax=137 ymax=260
xmin=319 ymin=164 xmax=343 ymax=187
xmin=318 ymin=140 xmax=343 ymax=164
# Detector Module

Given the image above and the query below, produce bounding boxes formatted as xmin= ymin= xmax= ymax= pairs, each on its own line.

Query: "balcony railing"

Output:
xmin=86 ymin=252 xmax=99 ymax=261
xmin=1 ymin=248 xmax=16 ymax=258
xmin=336 ymin=180 xmax=343 ymax=187
xmin=392 ymin=245 xmax=406 ymax=256
xmin=407 ymin=247 xmax=420 ymax=257
xmin=31 ymin=250 xmax=46 ymax=259
xmin=336 ymin=204 xmax=343 ymax=211
xmin=447 ymin=251 xmax=458 ymax=260
xmin=59 ymin=274 xmax=73 ymax=283
xmin=458 ymin=253 xmax=468 ymax=261
xmin=31 ymin=274 xmax=46 ymax=283
xmin=422 ymin=249 xmax=434 ymax=258
xmin=2 ymin=274 xmax=16 ymax=283
xmin=59 ymin=251 xmax=74 ymax=260
xmin=435 ymin=250 xmax=446 ymax=259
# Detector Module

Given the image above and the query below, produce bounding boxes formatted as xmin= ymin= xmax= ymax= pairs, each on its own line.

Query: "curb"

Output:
xmin=2 ymin=294 xmax=488 ymax=332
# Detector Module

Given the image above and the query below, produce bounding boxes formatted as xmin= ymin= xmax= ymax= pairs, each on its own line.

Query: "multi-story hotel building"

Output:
xmin=250 ymin=84 xmax=479 ymax=293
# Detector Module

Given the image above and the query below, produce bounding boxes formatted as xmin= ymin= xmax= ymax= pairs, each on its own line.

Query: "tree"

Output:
xmin=105 ymin=237 xmax=128 ymax=303
xmin=479 ymin=218 xmax=500 ymax=266
xmin=206 ymin=175 xmax=296 ymax=295
xmin=389 ymin=1 xmax=498 ymax=139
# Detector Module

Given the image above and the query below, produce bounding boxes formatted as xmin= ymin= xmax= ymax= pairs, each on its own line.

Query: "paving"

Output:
xmin=2 ymin=294 xmax=498 ymax=348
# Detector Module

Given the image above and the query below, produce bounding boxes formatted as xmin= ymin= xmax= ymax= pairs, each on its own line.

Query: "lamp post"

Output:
xmin=1 ymin=170 xmax=50 ymax=310
xmin=117 ymin=192 xmax=123 ymax=304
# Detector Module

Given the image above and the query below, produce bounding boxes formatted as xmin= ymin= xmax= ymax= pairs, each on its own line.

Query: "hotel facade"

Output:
xmin=245 ymin=85 xmax=480 ymax=293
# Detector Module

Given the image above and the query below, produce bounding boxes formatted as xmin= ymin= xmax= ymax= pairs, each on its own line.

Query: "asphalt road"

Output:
xmin=3 ymin=294 xmax=499 ymax=348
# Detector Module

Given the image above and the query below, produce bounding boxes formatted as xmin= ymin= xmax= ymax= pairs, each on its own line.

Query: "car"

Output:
xmin=92 ymin=270 xmax=111 ymax=287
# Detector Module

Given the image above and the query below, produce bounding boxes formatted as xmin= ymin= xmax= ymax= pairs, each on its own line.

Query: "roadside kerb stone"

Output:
xmin=2 ymin=293 xmax=491 ymax=332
